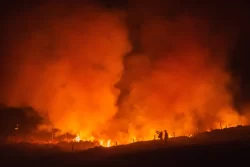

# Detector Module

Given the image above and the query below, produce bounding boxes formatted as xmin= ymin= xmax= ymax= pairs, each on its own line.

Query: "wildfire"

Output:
xmin=107 ymin=140 xmax=111 ymax=147
xmin=100 ymin=140 xmax=104 ymax=146
xmin=69 ymin=123 xmax=245 ymax=146
xmin=2 ymin=3 xmax=249 ymax=147
xmin=72 ymin=135 xmax=112 ymax=147
xmin=74 ymin=135 xmax=81 ymax=142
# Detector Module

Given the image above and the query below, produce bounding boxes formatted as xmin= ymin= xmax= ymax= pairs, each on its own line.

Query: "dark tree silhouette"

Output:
xmin=0 ymin=106 xmax=43 ymax=139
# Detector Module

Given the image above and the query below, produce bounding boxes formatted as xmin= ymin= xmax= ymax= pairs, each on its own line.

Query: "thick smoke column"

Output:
xmin=0 ymin=2 xmax=248 ymax=142
xmin=116 ymin=16 xmax=248 ymax=140
xmin=0 ymin=3 xmax=131 ymax=137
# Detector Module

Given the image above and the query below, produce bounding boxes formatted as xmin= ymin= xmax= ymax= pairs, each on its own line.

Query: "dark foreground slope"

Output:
xmin=1 ymin=140 xmax=249 ymax=166
xmin=1 ymin=126 xmax=250 ymax=166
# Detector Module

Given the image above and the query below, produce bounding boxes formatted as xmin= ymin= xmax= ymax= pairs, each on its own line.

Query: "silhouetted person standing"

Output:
xmin=164 ymin=130 xmax=168 ymax=142
xmin=158 ymin=131 xmax=163 ymax=140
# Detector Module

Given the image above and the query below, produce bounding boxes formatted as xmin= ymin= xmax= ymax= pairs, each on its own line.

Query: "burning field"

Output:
xmin=0 ymin=1 xmax=250 ymax=148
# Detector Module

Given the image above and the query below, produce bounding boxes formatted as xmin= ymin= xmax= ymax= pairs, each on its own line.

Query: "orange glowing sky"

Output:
xmin=0 ymin=2 xmax=249 ymax=142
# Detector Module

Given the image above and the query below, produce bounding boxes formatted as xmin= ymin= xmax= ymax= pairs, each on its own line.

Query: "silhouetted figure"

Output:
xmin=158 ymin=131 xmax=163 ymax=140
xmin=164 ymin=130 xmax=168 ymax=142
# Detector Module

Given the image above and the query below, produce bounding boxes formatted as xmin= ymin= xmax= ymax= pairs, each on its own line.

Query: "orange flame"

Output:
xmin=0 ymin=3 xmax=249 ymax=145
xmin=107 ymin=140 xmax=111 ymax=147
xmin=74 ymin=135 xmax=81 ymax=142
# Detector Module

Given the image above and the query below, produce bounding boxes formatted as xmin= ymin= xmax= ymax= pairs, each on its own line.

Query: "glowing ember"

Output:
xmin=14 ymin=124 xmax=19 ymax=131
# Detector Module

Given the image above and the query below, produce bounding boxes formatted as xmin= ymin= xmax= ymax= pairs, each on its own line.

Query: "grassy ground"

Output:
xmin=1 ymin=126 xmax=250 ymax=166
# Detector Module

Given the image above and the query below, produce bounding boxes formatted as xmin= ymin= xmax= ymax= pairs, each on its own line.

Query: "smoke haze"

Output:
xmin=0 ymin=3 xmax=131 ymax=138
xmin=0 ymin=1 xmax=249 ymax=142
xmin=116 ymin=17 xmax=247 ymax=140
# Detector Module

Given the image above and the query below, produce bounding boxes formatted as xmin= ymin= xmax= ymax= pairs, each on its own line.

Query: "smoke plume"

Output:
xmin=0 ymin=2 xmax=248 ymax=142
xmin=115 ymin=16 xmax=248 ymax=140
xmin=0 ymin=3 xmax=131 ymax=137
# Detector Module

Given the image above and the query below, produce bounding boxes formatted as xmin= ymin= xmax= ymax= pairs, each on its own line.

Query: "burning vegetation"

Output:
xmin=0 ymin=2 xmax=249 ymax=147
